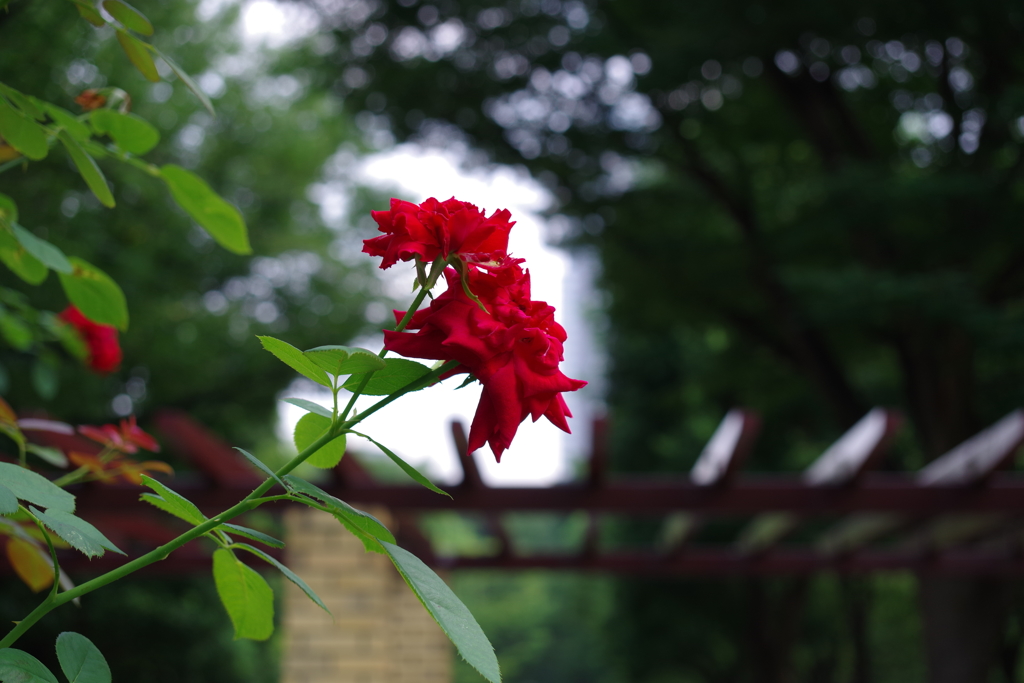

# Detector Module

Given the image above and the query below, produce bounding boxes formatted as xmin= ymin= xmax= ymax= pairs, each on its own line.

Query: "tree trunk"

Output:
xmin=920 ymin=576 xmax=1011 ymax=683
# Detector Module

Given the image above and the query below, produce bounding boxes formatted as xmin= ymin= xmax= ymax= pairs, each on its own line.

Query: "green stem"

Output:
xmin=0 ymin=358 xmax=456 ymax=649
xmin=339 ymin=360 xmax=458 ymax=430
xmin=338 ymin=262 xmax=444 ymax=422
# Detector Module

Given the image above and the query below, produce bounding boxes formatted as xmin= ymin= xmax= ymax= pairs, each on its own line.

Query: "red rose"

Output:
xmin=384 ymin=262 xmax=586 ymax=461
xmin=58 ymin=305 xmax=122 ymax=374
xmin=363 ymin=197 xmax=514 ymax=269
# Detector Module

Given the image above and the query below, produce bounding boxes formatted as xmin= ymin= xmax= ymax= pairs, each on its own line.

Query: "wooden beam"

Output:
xmin=817 ymin=411 xmax=1024 ymax=555
xmin=917 ymin=410 xmax=1024 ymax=486
xmin=804 ymin=408 xmax=902 ymax=486
xmin=739 ymin=409 xmax=901 ymax=554
xmin=690 ymin=409 xmax=760 ymax=486
xmin=72 ymin=474 xmax=1024 ymax=515
xmin=435 ymin=547 xmax=1024 ymax=576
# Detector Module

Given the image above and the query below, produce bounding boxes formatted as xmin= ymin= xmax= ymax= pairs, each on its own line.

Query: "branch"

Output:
xmin=661 ymin=116 xmax=865 ymax=427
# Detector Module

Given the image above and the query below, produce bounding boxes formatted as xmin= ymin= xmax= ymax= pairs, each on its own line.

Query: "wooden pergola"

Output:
xmin=18 ymin=406 xmax=1024 ymax=577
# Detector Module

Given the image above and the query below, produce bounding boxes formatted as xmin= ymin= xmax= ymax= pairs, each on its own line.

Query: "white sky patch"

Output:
xmin=278 ymin=145 xmax=600 ymax=486
xmin=238 ymin=0 xmax=321 ymax=47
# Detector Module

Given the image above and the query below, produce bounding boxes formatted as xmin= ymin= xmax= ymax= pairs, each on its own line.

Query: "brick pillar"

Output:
xmin=281 ymin=506 xmax=452 ymax=683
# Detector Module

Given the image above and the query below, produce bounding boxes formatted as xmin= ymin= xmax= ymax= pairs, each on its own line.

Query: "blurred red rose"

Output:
xmin=58 ymin=305 xmax=122 ymax=374
xmin=363 ymin=197 xmax=514 ymax=269
xmin=384 ymin=260 xmax=586 ymax=461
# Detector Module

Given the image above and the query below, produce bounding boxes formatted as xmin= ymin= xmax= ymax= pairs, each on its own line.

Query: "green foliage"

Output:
xmin=0 ymin=577 xmax=279 ymax=683
xmin=0 ymin=0 xmax=381 ymax=436
xmin=211 ymin=549 xmax=274 ymax=641
xmin=0 ymin=648 xmax=58 ymax=683
xmin=55 ymin=632 xmax=111 ymax=683
xmin=0 ymin=463 xmax=75 ymax=513
xmin=57 ymin=258 xmax=127 ymax=330
xmin=0 ymin=97 xmax=49 ymax=161
xmin=0 ymin=484 xmax=17 ymax=515
xmin=221 ymin=524 xmax=283 ymax=549
xmin=57 ymin=132 xmax=114 ymax=208
xmin=292 ymin=412 xmax=346 ymax=468
xmin=382 ymin=541 xmax=501 ymax=683
xmin=303 ymin=344 xmax=385 ymax=375
xmin=280 ymin=397 xmax=331 ymax=419
xmin=138 ymin=475 xmax=207 ymax=526
xmin=90 ymin=110 xmax=159 ymax=155
xmin=347 ymin=429 xmax=449 ymax=496
xmin=27 ymin=507 xmax=123 ymax=559
xmin=232 ymin=542 xmax=329 ymax=615
xmin=282 ymin=474 xmax=396 ymax=548
xmin=100 ymin=0 xmax=153 ymax=37
xmin=160 ymin=165 xmax=250 ymax=255
xmin=232 ymin=448 xmax=284 ymax=487
xmin=342 ymin=358 xmax=432 ymax=395
xmin=257 ymin=336 xmax=330 ymax=388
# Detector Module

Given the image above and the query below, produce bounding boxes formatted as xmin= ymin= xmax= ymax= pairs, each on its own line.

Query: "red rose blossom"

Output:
xmin=58 ymin=305 xmax=122 ymax=374
xmin=384 ymin=261 xmax=586 ymax=461
xmin=363 ymin=197 xmax=514 ymax=269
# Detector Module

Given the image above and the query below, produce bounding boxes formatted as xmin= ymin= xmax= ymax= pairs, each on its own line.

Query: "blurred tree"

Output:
xmin=304 ymin=0 xmax=1024 ymax=680
xmin=0 ymin=0 xmax=387 ymax=447
xmin=0 ymin=1 xmax=387 ymax=679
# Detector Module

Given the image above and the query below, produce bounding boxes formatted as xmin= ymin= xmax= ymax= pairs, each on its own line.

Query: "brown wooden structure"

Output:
xmin=17 ymin=406 xmax=1024 ymax=577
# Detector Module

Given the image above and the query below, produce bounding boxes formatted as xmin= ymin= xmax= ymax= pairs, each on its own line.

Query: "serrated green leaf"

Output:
xmin=139 ymin=475 xmax=206 ymax=526
xmin=29 ymin=507 xmax=123 ymax=558
xmin=0 ymin=648 xmax=59 ymax=683
xmin=233 ymin=448 xmax=284 ymax=488
xmin=26 ymin=444 xmax=68 ymax=468
xmin=0 ymin=462 xmax=75 ymax=513
xmin=382 ymin=541 xmax=501 ymax=683
xmin=0 ymin=97 xmax=48 ymax=160
xmin=101 ymin=0 xmax=153 ymax=35
xmin=348 ymin=430 xmax=449 ymax=497
xmin=281 ymin=397 xmax=332 ymax=419
xmin=281 ymin=475 xmax=395 ymax=550
xmin=293 ymin=413 xmax=346 ymax=468
xmin=0 ymin=309 xmax=32 ymax=351
xmin=115 ymin=30 xmax=159 ymax=81
xmin=223 ymin=524 xmax=284 ymax=549
xmin=58 ymin=131 xmax=114 ymax=208
xmin=13 ymin=225 xmax=72 ymax=273
xmin=234 ymin=542 xmax=330 ymax=615
xmin=303 ymin=345 xmax=386 ymax=376
xmin=90 ymin=109 xmax=159 ymax=155
xmin=342 ymin=358 xmax=433 ymax=395
xmin=57 ymin=257 xmax=128 ymax=330
xmin=39 ymin=102 xmax=90 ymax=141
xmin=257 ymin=336 xmax=329 ymax=387
xmin=0 ymin=483 xmax=17 ymax=515
xmin=152 ymin=48 xmax=215 ymax=115
xmin=161 ymin=164 xmax=250 ymax=254
xmin=55 ymin=632 xmax=111 ymax=683
xmin=212 ymin=548 xmax=275 ymax=641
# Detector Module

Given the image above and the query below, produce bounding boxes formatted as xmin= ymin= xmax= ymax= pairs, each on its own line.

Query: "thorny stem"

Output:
xmin=0 ymin=360 xmax=456 ymax=649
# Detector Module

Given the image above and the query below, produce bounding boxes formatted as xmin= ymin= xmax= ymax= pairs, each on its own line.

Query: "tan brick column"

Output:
xmin=281 ymin=506 xmax=452 ymax=683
